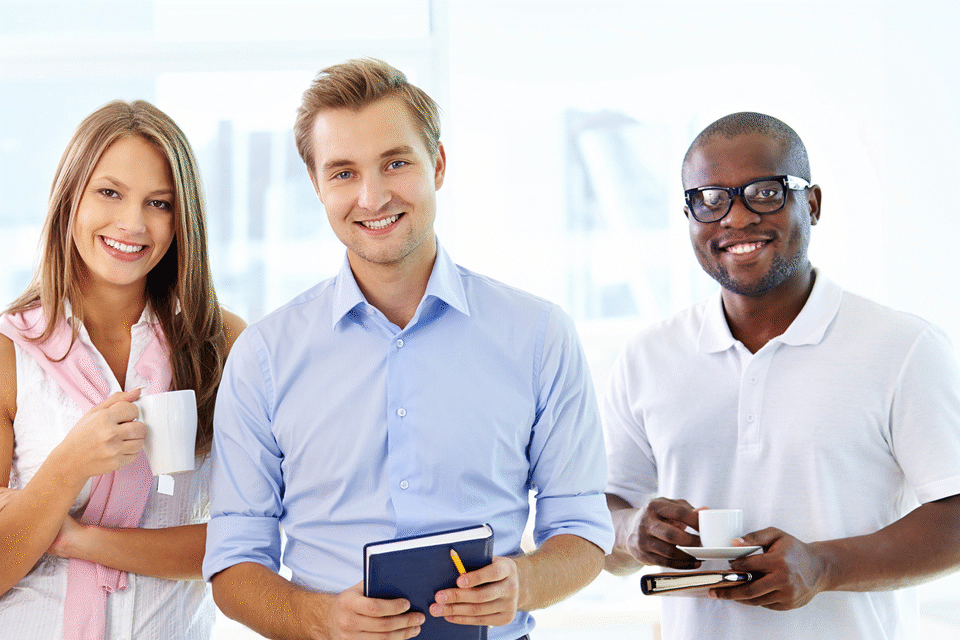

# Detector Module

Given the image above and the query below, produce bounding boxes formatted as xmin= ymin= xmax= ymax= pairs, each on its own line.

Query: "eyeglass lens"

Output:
xmin=692 ymin=179 xmax=787 ymax=222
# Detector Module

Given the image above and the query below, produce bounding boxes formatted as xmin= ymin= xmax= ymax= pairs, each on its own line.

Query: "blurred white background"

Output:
xmin=2 ymin=0 xmax=959 ymax=637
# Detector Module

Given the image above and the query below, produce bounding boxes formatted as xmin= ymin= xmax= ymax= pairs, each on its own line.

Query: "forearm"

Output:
xmin=815 ymin=494 xmax=960 ymax=592
xmin=513 ymin=533 xmax=604 ymax=611
xmin=0 ymin=456 xmax=86 ymax=593
xmin=69 ymin=522 xmax=207 ymax=581
xmin=212 ymin=561 xmax=332 ymax=640
xmin=604 ymin=493 xmax=643 ymax=575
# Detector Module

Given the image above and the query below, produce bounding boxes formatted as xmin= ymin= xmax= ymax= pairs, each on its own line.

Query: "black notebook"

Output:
xmin=641 ymin=570 xmax=753 ymax=596
xmin=363 ymin=523 xmax=494 ymax=640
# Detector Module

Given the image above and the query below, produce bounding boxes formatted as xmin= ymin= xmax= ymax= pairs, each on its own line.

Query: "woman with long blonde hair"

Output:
xmin=0 ymin=99 xmax=244 ymax=639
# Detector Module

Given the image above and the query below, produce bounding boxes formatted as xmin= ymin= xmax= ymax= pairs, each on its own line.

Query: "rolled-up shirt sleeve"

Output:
xmin=528 ymin=306 xmax=615 ymax=554
xmin=203 ymin=327 xmax=285 ymax=581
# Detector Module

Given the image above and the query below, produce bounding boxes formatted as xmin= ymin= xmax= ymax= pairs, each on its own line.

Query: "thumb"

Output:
xmin=735 ymin=527 xmax=778 ymax=548
xmin=95 ymin=387 xmax=143 ymax=409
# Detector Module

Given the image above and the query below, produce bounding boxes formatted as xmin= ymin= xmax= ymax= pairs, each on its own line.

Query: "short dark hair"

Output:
xmin=682 ymin=112 xmax=810 ymax=186
xmin=294 ymin=58 xmax=441 ymax=174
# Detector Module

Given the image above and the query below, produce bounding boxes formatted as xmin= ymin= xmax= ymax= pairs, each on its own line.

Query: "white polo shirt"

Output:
xmin=604 ymin=270 xmax=960 ymax=640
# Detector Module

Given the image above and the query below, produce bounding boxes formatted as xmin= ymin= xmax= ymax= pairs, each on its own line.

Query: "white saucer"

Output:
xmin=677 ymin=545 xmax=762 ymax=560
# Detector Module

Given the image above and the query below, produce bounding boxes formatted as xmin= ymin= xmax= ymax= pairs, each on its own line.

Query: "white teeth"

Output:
xmin=361 ymin=214 xmax=400 ymax=230
xmin=726 ymin=242 xmax=763 ymax=255
xmin=102 ymin=237 xmax=146 ymax=253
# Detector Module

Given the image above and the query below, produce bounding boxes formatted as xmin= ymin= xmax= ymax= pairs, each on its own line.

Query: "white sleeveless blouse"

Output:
xmin=0 ymin=309 xmax=215 ymax=640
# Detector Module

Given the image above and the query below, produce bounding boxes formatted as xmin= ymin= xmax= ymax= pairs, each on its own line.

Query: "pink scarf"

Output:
xmin=0 ymin=305 xmax=171 ymax=640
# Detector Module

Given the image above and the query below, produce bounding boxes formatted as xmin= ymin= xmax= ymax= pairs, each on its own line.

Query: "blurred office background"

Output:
xmin=2 ymin=1 xmax=959 ymax=637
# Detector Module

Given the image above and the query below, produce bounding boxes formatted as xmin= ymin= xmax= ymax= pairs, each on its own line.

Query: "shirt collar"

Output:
xmin=331 ymin=238 xmax=470 ymax=329
xmin=697 ymin=268 xmax=842 ymax=354
xmin=63 ymin=298 xmax=161 ymax=329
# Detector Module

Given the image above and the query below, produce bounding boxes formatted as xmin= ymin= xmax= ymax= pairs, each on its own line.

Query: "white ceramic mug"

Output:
xmin=698 ymin=508 xmax=743 ymax=548
xmin=134 ymin=389 xmax=198 ymax=476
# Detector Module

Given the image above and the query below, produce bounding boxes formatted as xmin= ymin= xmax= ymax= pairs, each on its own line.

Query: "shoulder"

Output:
xmin=835 ymin=289 xmax=942 ymax=343
xmin=219 ymin=307 xmax=248 ymax=354
xmin=456 ymin=264 xmax=555 ymax=318
xmin=622 ymin=298 xmax=711 ymax=355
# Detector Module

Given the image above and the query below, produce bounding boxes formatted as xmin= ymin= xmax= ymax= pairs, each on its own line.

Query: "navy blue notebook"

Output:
xmin=363 ymin=524 xmax=494 ymax=640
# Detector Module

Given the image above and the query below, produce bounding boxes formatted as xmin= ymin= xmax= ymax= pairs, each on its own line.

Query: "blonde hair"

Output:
xmin=6 ymin=99 xmax=226 ymax=456
xmin=293 ymin=57 xmax=441 ymax=173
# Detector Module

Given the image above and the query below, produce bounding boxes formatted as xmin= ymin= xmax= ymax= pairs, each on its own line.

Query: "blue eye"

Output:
xmin=389 ymin=160 xmax=408 ymax=170
xmin=334 ymin=171 xmax=353 ymax=180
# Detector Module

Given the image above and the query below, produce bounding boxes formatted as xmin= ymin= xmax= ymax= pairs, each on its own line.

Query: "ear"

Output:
xmin=683 ymin=205 xmax=692 ymax=219
xmin=807 ymin=184 xmax=822 ymax=225
xmin=433 ymin=142 xmax=446 ymax=191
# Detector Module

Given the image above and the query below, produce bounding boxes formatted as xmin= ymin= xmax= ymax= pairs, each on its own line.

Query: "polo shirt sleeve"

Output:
xmin=891 ymin=325 xmax=960 ymax=503
xmin=527 ymin=305 xmax=615 ymax=554
xmin=602 ymin=335 xmax=659 ymax=508
xmin=202 ymin=327 xmax=285 ymax=582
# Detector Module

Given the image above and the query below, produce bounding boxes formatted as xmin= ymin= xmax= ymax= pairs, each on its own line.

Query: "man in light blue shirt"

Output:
xmin=203 ymin=58 xmax=614 ymax=640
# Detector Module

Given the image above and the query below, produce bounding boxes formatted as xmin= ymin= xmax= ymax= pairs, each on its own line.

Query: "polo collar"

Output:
xmin=697 ymin=268 xmax=842 ymax=354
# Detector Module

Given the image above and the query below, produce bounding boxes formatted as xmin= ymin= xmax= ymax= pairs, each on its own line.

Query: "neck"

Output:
xmin=76 ymin=278 xmax=148 ymax=336
xmin=721 ymin=267 xmax=816 ymax=354
xmin=348 ymin=246 xmax=437 ymax=329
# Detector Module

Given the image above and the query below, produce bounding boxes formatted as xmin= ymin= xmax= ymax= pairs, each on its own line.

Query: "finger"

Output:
xmin=647 ymin=517 xmax=700 ymax=548
xmin=122 ymin=420 xmax=148 ymax=442
xmin=639 ymin=536 xmax=701 ymax=569
xmin=650 ymin=498 xmax=699 ymax=529
xmin=438 ymin=598 xmax=517 ymax=627
xmin=357 ymin=611 xmax=425 ymax=633
xmin=453 ymin=556 xmax=513 ymax=589
xmin=350 ymin=590 xmax=413 ymax=619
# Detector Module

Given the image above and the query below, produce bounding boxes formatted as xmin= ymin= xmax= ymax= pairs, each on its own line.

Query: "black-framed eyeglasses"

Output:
xmin=684 ymin=175 xmax=811 ymax=223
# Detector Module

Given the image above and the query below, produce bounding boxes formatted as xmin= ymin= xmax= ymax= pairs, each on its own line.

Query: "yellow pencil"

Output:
xmin=450 ymin=548 xmax=467 ymax=575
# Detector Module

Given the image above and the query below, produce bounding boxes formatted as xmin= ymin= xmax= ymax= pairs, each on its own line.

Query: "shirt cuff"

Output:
xmin=202 ymin=514 xmax=282 ymax=582
xmin=533 ymin=493 xmax=615 ymax=554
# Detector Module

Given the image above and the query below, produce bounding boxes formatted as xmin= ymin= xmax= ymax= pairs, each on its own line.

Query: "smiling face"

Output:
xmin=72 ymin=135 xmax=176 ymax=296
xmin=308 ymin=96 xmax=445 ymax=282
xmin=683 ymin=132 xmax=821 ymax=302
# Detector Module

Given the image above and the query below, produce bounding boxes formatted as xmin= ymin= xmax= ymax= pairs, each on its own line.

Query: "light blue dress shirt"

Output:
xmin=203 ymin=242 xmax=614 ymax=638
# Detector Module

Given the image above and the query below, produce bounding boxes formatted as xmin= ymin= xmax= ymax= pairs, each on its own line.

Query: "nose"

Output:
xmin=116 ymin=201 xmax=148 ymax=234
xmin=357 ymin=174 xmax=391 ymax=211
xmin=720 ymin=198 xmax=762 ymax=229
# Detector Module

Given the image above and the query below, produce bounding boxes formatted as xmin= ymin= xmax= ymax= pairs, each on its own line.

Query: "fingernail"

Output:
xmin=429 ymin=604 xmax=442 ymax=617
xmin=457 ymin=576 xmax=468 ymax=588
xmin=435 ymin=592 xmax=447 ymax=604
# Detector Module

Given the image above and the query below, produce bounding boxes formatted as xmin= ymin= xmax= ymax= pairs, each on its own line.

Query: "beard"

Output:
xmin=711 ymin=252 xmax=802 ymax=297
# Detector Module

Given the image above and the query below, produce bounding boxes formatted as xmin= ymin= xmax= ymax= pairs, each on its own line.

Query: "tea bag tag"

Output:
xmin=158 ymin=474 xmax=175 ymax=496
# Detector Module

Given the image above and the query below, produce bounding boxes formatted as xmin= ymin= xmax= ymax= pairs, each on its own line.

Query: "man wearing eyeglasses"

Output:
xmin=602 ymin=112 xmax=960 ymax=639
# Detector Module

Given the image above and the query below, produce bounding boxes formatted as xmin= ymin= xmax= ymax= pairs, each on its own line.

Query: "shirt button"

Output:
xmin=397 ymin=339 xmax=404 ymax=348
xmin=746 ymin=414 xmax=756 ymax=423
xmin=750 ymin=376 xmax=758 ymax=385
xmin=400 ymin=480 xmax=409 ymax=490
xmin=397 ymin=408 xmax=407 ymax=417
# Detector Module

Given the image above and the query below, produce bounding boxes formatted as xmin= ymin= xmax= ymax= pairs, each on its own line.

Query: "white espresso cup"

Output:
xmin=134 ymin=389 xmax=198 ymax=476
xmin=698 ymin=509 xmax=743 ymax=548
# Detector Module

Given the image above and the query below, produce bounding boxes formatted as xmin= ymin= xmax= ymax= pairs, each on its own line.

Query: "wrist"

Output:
xmin=809 ymin=540 xmax=838 ymax=593
xmin=511 ymin=554 xmax=532 ymax=612
xmin=612 ymin=507 xmax=643 ymax=561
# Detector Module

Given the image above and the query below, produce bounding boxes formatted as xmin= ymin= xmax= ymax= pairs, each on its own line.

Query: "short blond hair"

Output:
xmin=294 ymin=58 xmax=441 ymax=173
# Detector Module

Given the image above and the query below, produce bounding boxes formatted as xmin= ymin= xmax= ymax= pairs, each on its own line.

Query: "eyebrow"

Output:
xmin=319 ymin=146 xmax=417 ymax=174
xmin=91 ymin=175 xmax=174 ymax=197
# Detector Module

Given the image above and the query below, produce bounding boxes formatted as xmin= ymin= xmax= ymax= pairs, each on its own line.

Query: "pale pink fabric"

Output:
xmin=0 ymin=305 xmax=171 ymax=640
